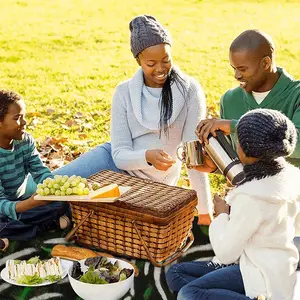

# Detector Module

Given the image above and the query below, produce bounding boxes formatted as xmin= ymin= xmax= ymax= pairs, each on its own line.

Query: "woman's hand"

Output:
xmin=213 ymin=194 xmax=230 ymax=217
xmin=196 ymin=118 xmax=232 ymax=145
xmin=146 ymin=149 xmax=176 ymax=171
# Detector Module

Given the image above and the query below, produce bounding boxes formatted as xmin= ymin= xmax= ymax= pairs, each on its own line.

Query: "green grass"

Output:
xmin=1 ymin=0 xmax=300 ymax=192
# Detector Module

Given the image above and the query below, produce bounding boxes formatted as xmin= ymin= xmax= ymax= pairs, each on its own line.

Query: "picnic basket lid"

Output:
xmin=87 ymin=170 xmax=197 ymax=219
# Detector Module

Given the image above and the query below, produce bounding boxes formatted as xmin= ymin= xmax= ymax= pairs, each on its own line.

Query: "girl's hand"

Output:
xmin=146 ymin=149 xmax=176 ymax=171
xmin=213 ymin=194 xmax=230 ymax=217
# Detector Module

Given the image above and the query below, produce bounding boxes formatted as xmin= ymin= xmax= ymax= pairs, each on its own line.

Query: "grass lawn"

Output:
xmin=0 ymin=0 xmax=300 ymax=190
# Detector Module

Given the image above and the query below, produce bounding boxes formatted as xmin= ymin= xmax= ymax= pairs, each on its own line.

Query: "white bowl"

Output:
xmin=68 ymin=257 xmax=134 ymax=300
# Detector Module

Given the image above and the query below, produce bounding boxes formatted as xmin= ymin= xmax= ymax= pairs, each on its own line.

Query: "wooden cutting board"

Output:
xmin=34 ymin=186 xmax=131 ymax=202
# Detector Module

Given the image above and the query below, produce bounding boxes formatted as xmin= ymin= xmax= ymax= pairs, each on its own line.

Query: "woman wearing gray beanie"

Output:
xmin=167 ymin=108 xmax=300 ymax=299
xmin=52 ymin=15 xmax=212 ymax=224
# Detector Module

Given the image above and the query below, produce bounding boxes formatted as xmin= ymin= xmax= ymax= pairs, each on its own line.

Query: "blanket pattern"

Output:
xmin=0 ymin=220 xmax=212 ymax=300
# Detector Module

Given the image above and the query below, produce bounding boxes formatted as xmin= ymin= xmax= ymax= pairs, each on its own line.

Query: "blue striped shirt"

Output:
xmin=0 ymin=133 xmax=52 ymax=220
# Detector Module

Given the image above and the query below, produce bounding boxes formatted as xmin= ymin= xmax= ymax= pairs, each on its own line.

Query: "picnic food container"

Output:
xmin=67 ymin=170 xmax=197 ymax=267
xmin=68 ymin=257 xmax=134 ymax=300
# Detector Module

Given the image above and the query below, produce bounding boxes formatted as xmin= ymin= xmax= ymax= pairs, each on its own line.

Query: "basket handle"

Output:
xmin=132 ymin=221 xmax=194 ymax=267
xmin=65 ymin=210 xmax=94 ymax=242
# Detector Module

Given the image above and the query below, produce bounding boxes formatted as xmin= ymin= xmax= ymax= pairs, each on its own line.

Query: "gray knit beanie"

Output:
xmin=129 ymin=15 xmax=172 ymax=58
xmin=237 ymin=108 xmax=297 ymax=159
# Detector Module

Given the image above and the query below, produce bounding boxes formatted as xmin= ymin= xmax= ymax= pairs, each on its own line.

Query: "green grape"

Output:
xmin=83 ymin=188 xmax=89 ymax=195
xmin=60 ymin=191 xmax=66 ymax=196
xmin=81 ymin=178 xmax=88 ymax=185
xmin=40 ymin=190 xmax=46 ymax=196
xmin=48 ymin=182 xmax=53 ymax=188
xmin=60 ymin=185 xmax=67 ymax=191
xmin=63 ymin=182 xmax=70 ymax=188
xmin=78 ymin=182 xmax=85 ymax=190
xmin=66 ymin=188 xmax=73 ymax=195
xmin=77 ymin=189 xmax=84 ymax=195
xmin=92 ymin=183 xmax=101 ymax=191
xmin=53 ymin=183 xmax=60 ymax=190
xmin=36 ymin=188 xmax=43 ymax=195
xmin=71 ymin=180 xmax=78 ymax=187
xmin=63 ymin=175 xmax=69 ymax=181
xmin=44 ymin=188 xmax=50 ymax=195
xmin=69 ymin=175 xmax=76 ymax=181
xmin=50 ymin=188 xmax=55 ymax=195
xmin=55 ymin=190 xmax=61 ymax=196
xmin=72 ymin=187 xmax=78 ymax=194
xmin=43 ymin=178 xmax=51 ymax=184
xmin=37 ymin=183 xmax=43 ymax=189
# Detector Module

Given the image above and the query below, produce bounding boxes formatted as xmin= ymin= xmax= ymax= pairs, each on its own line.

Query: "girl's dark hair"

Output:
xmin=159 ymin=68 xmax=187 ymax=137
xmin=0 ymin=90 xmax=22 ymax=121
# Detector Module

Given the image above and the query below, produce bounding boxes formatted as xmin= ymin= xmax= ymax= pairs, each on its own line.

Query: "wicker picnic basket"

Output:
xmin=66 ymin=170 xmax=197 ymax=267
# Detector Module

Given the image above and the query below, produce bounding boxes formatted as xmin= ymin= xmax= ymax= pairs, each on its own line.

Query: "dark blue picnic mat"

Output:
xmin=0 ymin=219 xmax=212 ymax=300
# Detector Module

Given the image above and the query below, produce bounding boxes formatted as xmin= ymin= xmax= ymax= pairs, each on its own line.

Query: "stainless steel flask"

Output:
xmin=204 ymin=131 xmax=245 ymax=185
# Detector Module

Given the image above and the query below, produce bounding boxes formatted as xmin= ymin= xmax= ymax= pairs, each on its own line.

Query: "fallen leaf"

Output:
xmin=78 ymin=133 xmax=88 ymax=139
xmin=47 ymin=108 xmax=55 ymax=115
xmin=74 ymin=112 xmax=84 ymax=118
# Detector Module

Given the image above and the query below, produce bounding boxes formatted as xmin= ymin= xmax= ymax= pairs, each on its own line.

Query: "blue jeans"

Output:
xmin=54 ymin=142 xmax=125 ymax=177
xmin=0 ymin=201 xmax=69 ymax=241
xmin=166 ymin=261 xmax=252 ymax=300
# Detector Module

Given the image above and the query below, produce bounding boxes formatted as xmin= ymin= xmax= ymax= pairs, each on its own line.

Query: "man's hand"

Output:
xmin=15 ymin=194 xmax=51 ymax=213
xmin=146 ymin=149 xmax=176 ymax=171
xmin=196 ymin=118 xmax=232 ymax=145
xmin=213 ymin=194 xmax=230 ymax=217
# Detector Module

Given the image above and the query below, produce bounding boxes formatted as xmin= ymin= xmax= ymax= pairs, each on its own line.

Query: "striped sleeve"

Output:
xmin=25 ymin=134 xmax=53 ymax=184
xmin=0 ymin=178 xmax=19 ymax=220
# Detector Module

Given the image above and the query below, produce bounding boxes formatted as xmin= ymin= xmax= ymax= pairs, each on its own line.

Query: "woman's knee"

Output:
xmin=166 ymin=263 xmax=186 ymax=292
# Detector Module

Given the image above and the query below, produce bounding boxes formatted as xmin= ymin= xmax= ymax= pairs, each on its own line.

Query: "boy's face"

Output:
xmin=0 ymin=100 xmax=27 ymax=140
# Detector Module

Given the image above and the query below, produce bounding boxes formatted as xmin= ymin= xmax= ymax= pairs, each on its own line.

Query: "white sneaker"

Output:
xmin=59 ymin=215 xmax=71 ymax=230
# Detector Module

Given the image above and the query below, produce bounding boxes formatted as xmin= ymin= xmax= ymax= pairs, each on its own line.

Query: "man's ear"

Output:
xmin=136 ymin=57 xmax=141 ymax=66
xmin=262 ymin=56 xmax=272 ymax=70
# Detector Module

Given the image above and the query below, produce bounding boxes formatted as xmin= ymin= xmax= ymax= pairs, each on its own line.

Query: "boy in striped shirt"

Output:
xmin=0 ymin=90 xmax=69 ymax=243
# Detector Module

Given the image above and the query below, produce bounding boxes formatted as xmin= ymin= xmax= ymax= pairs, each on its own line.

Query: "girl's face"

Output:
xmin=137 ymin=43 xmax=172 ymax=88
xmin=0 ymin=100 xmax=27 ymax=143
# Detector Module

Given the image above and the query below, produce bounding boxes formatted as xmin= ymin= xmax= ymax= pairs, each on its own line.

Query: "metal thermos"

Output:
xmin=204 ymin=131 xmax=245 ymax=185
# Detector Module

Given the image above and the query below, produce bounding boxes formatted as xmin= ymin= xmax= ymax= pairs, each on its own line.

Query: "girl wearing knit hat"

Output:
xmin=52 ymin=15 xmax=213 ymax=225
xmin=167 ymin=108 xmax=300 ymax=300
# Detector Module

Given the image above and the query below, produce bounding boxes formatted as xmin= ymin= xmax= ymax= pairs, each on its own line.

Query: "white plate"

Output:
xmin=34 ymin=186 xmax=131 ymax=203
xmin=0 ymin=259 xmax=73 ymax=287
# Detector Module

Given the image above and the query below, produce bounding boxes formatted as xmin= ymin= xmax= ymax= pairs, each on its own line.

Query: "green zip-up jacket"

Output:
xmin=221 ymin=67 xmax=300 ymax=167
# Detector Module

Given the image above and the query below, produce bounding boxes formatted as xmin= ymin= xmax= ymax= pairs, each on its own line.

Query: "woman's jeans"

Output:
xmin=166 ymin=261 xmax=253 ymax=300
xmin=54 ymin=142 xmax=124 ymax=177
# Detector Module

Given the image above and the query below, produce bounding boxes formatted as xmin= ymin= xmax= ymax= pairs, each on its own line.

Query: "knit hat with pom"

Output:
xmin=129 ymin=15 xmax=171 ymax=58
xmin=237 ymin=108 xmax=297 ymax=159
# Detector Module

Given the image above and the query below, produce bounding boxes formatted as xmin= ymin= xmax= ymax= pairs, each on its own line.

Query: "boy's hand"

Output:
xmin=213 ymin=194 xmax=230 ymax=217
xmin=146 ymin=149 xmax=176 ymax=171
xmin=15 ymin=195 xmax=50 ymax=213
xmin=196 ymin=118 xmax=232 ymax=145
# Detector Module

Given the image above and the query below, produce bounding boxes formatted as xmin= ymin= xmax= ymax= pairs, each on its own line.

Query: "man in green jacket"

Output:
xmin=197 ymin=29 xmax=300 ymax=169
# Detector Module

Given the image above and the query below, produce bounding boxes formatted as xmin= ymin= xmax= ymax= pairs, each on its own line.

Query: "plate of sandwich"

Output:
xmin=1 ymin=256 xmax=72 ymax=287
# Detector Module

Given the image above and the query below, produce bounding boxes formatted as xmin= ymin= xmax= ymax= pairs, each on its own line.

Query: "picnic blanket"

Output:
xmin=0 ymin=219 xmax=213 ymax=300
